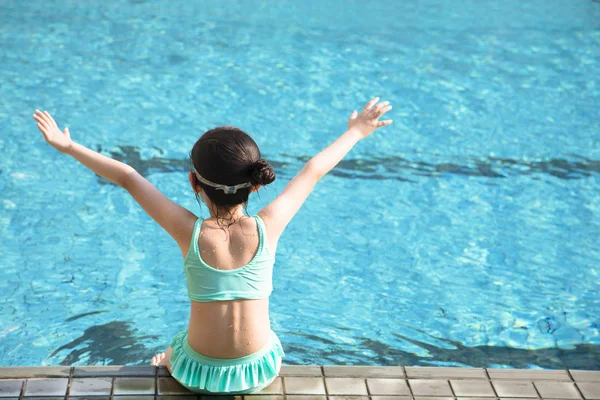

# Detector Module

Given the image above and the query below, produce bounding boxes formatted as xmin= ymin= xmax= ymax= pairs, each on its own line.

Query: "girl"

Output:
xmin=32 ymin=97 xmax=392 ymax=394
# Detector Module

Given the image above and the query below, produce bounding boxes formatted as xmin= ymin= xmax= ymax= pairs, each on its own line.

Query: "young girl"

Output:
xmin=32 ymin=97 xmax=392 ymax=394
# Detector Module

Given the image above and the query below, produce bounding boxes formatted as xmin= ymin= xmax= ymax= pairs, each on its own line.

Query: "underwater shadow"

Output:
xmin=96 ymin=145 xmax=599 ymax=185
xmin=51 ymin=320 xmax=160 ymax=365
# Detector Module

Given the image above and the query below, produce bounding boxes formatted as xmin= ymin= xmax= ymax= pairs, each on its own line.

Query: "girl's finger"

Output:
xmin=33 ymin=113 xmax=49 ymax=130
xmin=37 ymin=123 xmax=49 ymax=138
xmin=372 ymin=100 xmax=389 ymax=111
xmin=35 ymin=110 xmax=51 ymax=127
xmin=377 ymin=120 xmax=393 ymax=127
xmin=378 ymin=105 xmax=392 ymax=116
xmin=362 ymin=97 xmax=380 ymax=112
xmin=44 ymin=111 xmax=58 ymax=128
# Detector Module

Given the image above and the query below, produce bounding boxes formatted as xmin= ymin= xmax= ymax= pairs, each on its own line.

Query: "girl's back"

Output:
xmin=186 ymin=215 xmax=275 ymax=358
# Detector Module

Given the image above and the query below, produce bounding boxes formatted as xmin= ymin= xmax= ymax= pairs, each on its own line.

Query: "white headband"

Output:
xmin=192 ymin=167 xmax=252 ymax=195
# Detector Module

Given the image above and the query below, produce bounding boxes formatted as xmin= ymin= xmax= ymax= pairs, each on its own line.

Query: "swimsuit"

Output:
xmin=168 ymin=214 xmax=285 ymax=394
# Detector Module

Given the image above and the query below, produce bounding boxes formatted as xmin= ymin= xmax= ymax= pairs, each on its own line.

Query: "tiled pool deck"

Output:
xmin=0 ymin=366 xmax=598 ymax=400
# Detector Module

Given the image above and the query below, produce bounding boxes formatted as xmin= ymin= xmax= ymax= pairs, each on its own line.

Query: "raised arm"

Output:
xmin=258 ymin=97 xmax=392 ymax=248
xmin=32 ymin=110 xmax=196 ymax=257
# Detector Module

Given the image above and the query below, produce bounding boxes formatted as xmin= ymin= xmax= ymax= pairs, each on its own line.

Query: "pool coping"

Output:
xmin=0 ymin=365 xmax=598 ymax=399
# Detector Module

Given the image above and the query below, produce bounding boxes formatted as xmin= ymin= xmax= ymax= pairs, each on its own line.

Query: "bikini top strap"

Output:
xmin=253 ymin=214 xmax=266 ymax=254
xmin=190 ymin=216 xmax=204 ymax=256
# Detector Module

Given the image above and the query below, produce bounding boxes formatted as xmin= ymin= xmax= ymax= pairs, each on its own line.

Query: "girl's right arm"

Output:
xmin=259 ymin=97 xmax=392 ymax=248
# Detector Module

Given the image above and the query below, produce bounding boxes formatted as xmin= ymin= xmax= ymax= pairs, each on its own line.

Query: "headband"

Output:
xmin=192 ymin=167 xmax=252 ymax=195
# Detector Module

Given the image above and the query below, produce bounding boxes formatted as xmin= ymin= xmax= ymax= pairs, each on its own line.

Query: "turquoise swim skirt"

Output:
xmin=168 ymin=329 xmax=285 ymax=394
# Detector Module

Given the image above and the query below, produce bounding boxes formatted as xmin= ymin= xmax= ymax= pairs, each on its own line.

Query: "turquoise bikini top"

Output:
xmin=183 ymin=215 xmax=274 ymax=302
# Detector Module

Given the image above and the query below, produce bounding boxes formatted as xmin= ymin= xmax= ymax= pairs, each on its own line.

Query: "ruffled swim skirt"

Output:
xmin=168 ymin=329 xmax=285 ymax=394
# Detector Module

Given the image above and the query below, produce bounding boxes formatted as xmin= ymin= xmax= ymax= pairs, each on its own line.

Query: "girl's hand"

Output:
xmin=347 ymin=97 xmax=393 ymax=139
xmin=32 ymin=109 xmax=74 ymax=154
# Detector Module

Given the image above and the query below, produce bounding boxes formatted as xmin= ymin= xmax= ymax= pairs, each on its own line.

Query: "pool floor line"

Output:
xmin=0 ymin=365 xmax=598 ymax=399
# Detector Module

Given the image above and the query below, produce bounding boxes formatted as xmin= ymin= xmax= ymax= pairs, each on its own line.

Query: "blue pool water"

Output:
xmin=1 ymin=0 xmax=599 ymax=369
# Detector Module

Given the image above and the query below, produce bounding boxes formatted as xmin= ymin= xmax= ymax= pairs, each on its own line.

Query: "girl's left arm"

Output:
xmin=32 ymin=109 xmax=196 ymax=256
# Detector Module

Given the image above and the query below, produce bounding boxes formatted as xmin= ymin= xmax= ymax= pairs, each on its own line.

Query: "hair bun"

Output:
xmin=250 ymin=159 xmax=276 ymax=186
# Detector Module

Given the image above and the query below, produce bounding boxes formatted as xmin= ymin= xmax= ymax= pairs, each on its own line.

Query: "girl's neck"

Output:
xmin=206 ymin=203 xmax=246 ymax=222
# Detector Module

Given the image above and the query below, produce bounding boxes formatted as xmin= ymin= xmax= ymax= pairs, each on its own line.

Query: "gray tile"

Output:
xmin=456 ymin=398 xmax=500 ymax=400
xmin=253 ymin=377 xmax=283 ymax=394
xmin=323 ymin=366 xmax=404 ymax=378
xmin=450 ymin=379 xmax=495 ymax=397
xmin=326 ymin=397 xmax=369 ymax=400
xmin=578 ymin=382 xmax=600 ymax=399
xmin=413 ymin=397 xmax=453 ymax=400
xmin=0 ymin=379 xmax=24 ymax=396
xmin=201 ymin=396 xmax=242 ymax=400
xmin=158 ymin=366 xmax=172 ymax=377
xmin=20 ymin=398 xmax=65 ymax=400
xmin=492 ymin=380 xmax=538 ymax=398
xmin=406 ymin=367 xmax=486 ymax=379
xmin=534 ymin=381 xmax=582 ymax=399
xmin=370 ymin=397 xmax=412 ymax=400
xmin=571 ymin=370 xmax=600 ymax=382
xmin=283 ymin=377 xmax=325 ymax=394
xmin=113 ymin=377 xmax=155 ymax=395
xmin=157 ymin=377 xmax=194 ymax=395
xmin=279 ymin=366 xmax=322 ymax=377
xmin=0 ymin=367 xmax=70 ymax=378
xmin=488 ymin=368 xmax=570 ymax=380
xmin=325 ymin=378 xmax=368 ymax=395
xmin=158 ymin=396 xmax=200 ymax=400
xmin=73 ymin=366 xmax=155 ymax=377
xmin=282 ymin=397 xmax=326 ymax=400
xmin=109 ymin=396 xmax=155 ymax=400
xmin=366 ymin=379 xmax=410 ymax=395
xmin=24 ymin=378 xmax=69 ymax=396
xmin=69 ymin=378 xmax=113 ymax=396
xmin=243 ymin=396 xmax=284 ymax=400
xmin=409 ymin=379 xmax=453 ymax=396
xmin=67 ymin=397 xmax=111 ymax=400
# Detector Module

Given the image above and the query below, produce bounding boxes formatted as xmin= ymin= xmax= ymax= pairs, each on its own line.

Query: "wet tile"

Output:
xmin=158 ymin=366 xmax=172 ymax=377
xmin=253 ymin=377 xmax=283 ymax=394
xmin=492 ymin=380 xmax=537 ymax=398
xmin=406 ymin=367 xmax=486 ymax=379
xmin=157 ymin=377 xmax=194 ymax=395
xmin=577 ymin=382 xmax=600 ymax=399
xmin=73 ymin=366 xmax=155 ymax=377
xmin=201 ymin=396 xmax=242 ymax=400
xmin=323 ymin=366 xmax=404 ymax=378
xmin=0 ymin=379 xmax=24 ymax=396
xmin=0 ymin=367 xmax=70 ymax=378
xmin=325 ymin=378 xmax=368 ymax=395
xmin=571 ymin=370 xmax=600 ymax=382
xmin=69 ymin=377 xmax=113 ymax=396
xmin=113 ymin=377 xmax=155 ymax=395
xmin=108 ymin=396 xmax=155 ymax=400
xmin=67 ymin=397 xmax=111 ymax=400
xmin=279 ymin=366 xmax=322 ymax=377
xmin=24 ymin=378 xmax=69 ymax=396
xmin=488 ymin=368 xmax=570 ymax=380
xmin=283 ymin=377 xmax=325 ymax=394
xmin=450 ymin=379 xmax=495 ymax=397
xmin=534 ymin=381 xmax=582 ymax=399
xmin=409 ymin=379 xmax=452 ymax=396
xmin=366 ymin=379 xmax=410 ymax=395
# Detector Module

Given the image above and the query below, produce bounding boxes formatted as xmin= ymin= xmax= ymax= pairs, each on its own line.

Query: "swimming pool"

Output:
xmin=1 ymin=0 xmax=598 ymax=369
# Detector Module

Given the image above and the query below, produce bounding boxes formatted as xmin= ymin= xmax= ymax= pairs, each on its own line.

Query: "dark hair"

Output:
xmin=189 ymin=126 xmax=275 ymax=218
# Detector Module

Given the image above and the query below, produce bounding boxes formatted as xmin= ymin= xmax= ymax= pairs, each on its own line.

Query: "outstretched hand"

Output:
xmin=32 ymin=109 xmax=74 ymax=154
xmin=347 ymin=97 xmax=393 ymax=139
